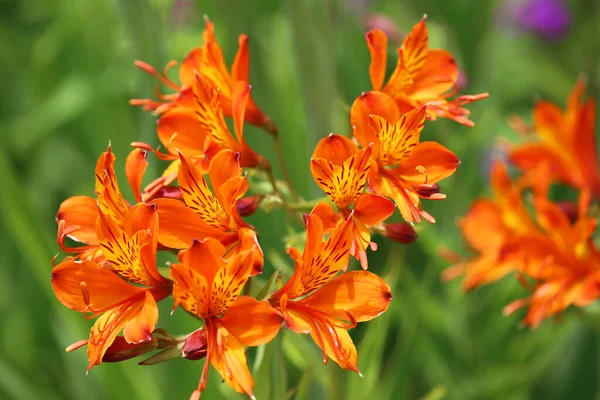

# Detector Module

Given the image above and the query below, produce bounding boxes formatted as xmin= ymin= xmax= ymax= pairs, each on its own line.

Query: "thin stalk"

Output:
xmin=261 ymin=122 xmax=301 ymax=202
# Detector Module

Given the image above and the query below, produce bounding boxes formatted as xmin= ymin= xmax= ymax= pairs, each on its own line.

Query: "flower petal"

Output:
xmin=219 ymin=296 xmax=282 ymax=347
xmin=209 ymin=250 xmax=254 ymax=316
xmin=312 ymin=134 xmax=359 ymax=166
xmin=95 ymin=147 xmax=129 ymax=222
xmin=56 ymin=196 xmax=99 ymax=245
xmin=170 ymin=262 xmax=210 ymax=318
xmin=123 ymin=291 xmax=158 ymax=344
xmin=353 ymin=193 xmax=395 ymax=226
xmin=460 ymin=199 xmax=506 ymax=252
xmin=125 ymin=149 xmax=148 ymax=203
xmin=406 ymin=49 xmax=457 ymax=100
xmin=310 ymin=201 xmax=340 ymax=232
xmin=393 ymin=141 xmax=459 ymax=185
xmin=350 ymin=91 xmax=400 ymax=148
xmin=231 ymin=34 xmax=249 ymax=83
xmin=365 ymin=29 xmax=387 ymax=91
xmin=179 ymin=238 xmax=226 ymax=281
xmin=51 ymin=259 xmax=143 ymax=312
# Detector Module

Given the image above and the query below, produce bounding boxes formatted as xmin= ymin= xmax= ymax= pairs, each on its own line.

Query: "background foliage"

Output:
xmin=1 ymin=0 xmax=599 ymax=399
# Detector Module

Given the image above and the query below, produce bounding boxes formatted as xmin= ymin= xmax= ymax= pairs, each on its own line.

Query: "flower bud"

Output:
xmin=557 ymin=201 xmax=578 ymax=223
xmin=236 ymin=195 xmax=262 ymax=217
xmin=153 ymin=186 xmax=183 ymax=200
xmin=384 ymin=223 xmax=418 ymax=244
xmin=102 ymin=337 xmax=157 ymax=363
xmin=182 ymin=329 xmax=208 ymax=361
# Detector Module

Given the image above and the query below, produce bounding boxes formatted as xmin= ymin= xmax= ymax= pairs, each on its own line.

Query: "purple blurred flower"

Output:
xmin=501 ymin=0 xmax=571 ymax=41
xmin=171 ymin=0 xmax=198 ymax=28
xmin=363 ymin=13 xmax=403 ymax=43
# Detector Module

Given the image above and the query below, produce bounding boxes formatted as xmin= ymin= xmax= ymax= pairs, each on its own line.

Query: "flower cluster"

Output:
xmin=444 ymin=81 xmax=599 ymax=328
xmin=52 ymin=18 xmax=486 ymax=398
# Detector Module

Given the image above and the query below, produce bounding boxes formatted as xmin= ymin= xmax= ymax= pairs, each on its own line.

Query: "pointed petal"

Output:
xmin=310 ymin=201 xmax=340 ymax=232
xmin=232 ymin=81 xmax=250 ymax=144
xmin=179 ymin=47 xmax=203 ymax=88
xmin=369 ymin=107 xmax=426 ymax=166
xmin=171 ymin=262 xmax=210 ymax=317
xmin=233 ymin=228 xmax=264 ymax=276
xmin=209 ymin=251 xmax=254 ymax=315
xmin=231 ymin=35 xmax=249 ymax=83
xmin=393 ymin=141 xmax=459 ymax=185
xmin=123 ymin=291 xmax=158 ymax=344
xmin=178 ymin=153 xmax=231 ymax=231
xmin=125 ymin=149 xmax=148 ymax=203
xmin=353 ymin=193 xmax=395 ymax=226
xmin=95 ymin=148 xmax=129 ymax=222
xmin=179 ymin=238 xmax=226 ymax=281
xmin=219 ymin=296 xmax=282 ymax=347
xmin=460 ymin=199 xmax=506 ymax=252
xmin=308 ymin=319 xmax=359 ymax=373
xmin=211 ymin=323 xmax=255 ymax=397
xmin=56 ymin=196 xmax=99 ymax=245
xmin=153 ymin=198 xmax=226 ymax=248
xmin=312 ymin=134 xmax=359 ymax=166
xmin=365 ymin=29 xmax=387 ymax=91
xmin=299 ymin=271 xmax=392 ymax=322
xmin=52 ymin=260 xmax=142 ymax=312
xmin=406 ymin=49 xmax=457 ymax=99
xmin=351 ymin=91 xmax=400 ymax=148
xmin=311 ymin=146 xmax=372 ymax=209
xmin=157 ymin=110 xmax=210 ymax=158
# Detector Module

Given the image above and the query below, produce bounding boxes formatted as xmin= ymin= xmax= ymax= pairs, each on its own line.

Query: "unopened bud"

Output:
xmin=416 ymin=183 xmax=443 ymax=198
xmin=236 ymin=195 xmax=262 ymax=217
xmin=384 ymin=223 xmax=418 ymax=244
xmin=182 ymin=329 xmax=208 ymax=361
xmin=103 ymin=337 xmax=157 ymax=363
xmin=153 ymin=186 xmax=183 ymax=200
xmin=557 ymin=201 xmax=578 ymax=223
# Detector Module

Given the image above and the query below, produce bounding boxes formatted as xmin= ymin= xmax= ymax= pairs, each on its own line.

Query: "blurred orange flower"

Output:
xmin=170 ymin=239 xmax=281 ymax=398
xmin=269 ymin=214 xmax=392 ymax=373
xmin=52 ymin=204 xmax=172 ymax=371
xmin=351 ymin=91 xmax=459 ymax=223
xmin=365 ymin=17 xmax=488 ymax=126
xmin=310 ymin=134 xmax=395 ymax=268
xmin=509 ymin=80 xmax=600 ymax=198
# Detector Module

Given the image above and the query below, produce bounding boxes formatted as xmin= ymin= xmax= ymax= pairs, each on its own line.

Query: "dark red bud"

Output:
xmin=236 ymin=195 xmax=262 ymax=217
xmin=182 ymin=329 xmax=208 ymax=361
xmin=102 ymin=337 xmax=157 ymax=363
xmin=153 ymin=186 xmax=183 ymax=200
xmin=557 ymin=201 xmax=578 ymax=223
xmin=415 ymin=183 xmax=441 ymax=198
xmin=384 ymin=223 xmax=418 ymax=244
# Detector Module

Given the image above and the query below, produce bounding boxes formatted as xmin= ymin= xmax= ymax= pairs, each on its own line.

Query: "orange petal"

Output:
xmin=96 ymin=210 xmax=158 ymax=286
xmin=460 ymin=199 xmax=506 ymax=252
xmin=219 ymin=296 xmax=282 ymax=347
xmin=170 ymin=262 xmax=210 ymax=317
xmin=210 ymin=323 xmax=255 ymax=397
xmin=56 ymin=196 xmax=99 ymax=245
xmin=179 ymin=47 xmax=203 ymax=88
xmin=232 ymin=82 xmax=250 ymax=144
xmin=308 ymin=318 xmax=359 ymax=373
xmin=369 ymin=107 xmax=426 ymax=166
xmin=383 ymin=18 xmax=429 ymax=97
xmin=365 ymin=29 xmax=387 ymax=91
xmin=153 ymin=198 xmax=226 ymax=248
xmin=393 ymin=141 xmax=459 ymax=185
xmin=509 ymin=143 xmax=571 ymax=185
xmin=52 ymin=259 xmax=142 ymax=313
xmin=178 ymin=153 xmax=231 ymax=231
xmin=95 ymin=147 xmax=129 ymax=222
xmin=123 ymin=291 xmax=158 ymax=344
xmin=209 ymin=251 xmax=254 ymax=316
xmin=87 ymin=297 xmax=146 ymax=370
xmin=179 ymin=238 xmax=226 ymax=281
xmin=311 ymin=146 xmax=372 ymax=209
xmin=406 ymin=49 xmax=457 ymax=100
xmin=310 ymin=201 xmax=340 ymax=232
xmin=350 ymin=91 xmax=400 ymax=148
xmin=233 ymin=228 xmax=264 ymax=276
xmin=231 ymin=35 xmax=249 ymax=83
xmin=157 ymin=111 xmax=208 ymax=157
xmin=368 ymin=166 xmax=424 ymax=223
xmin=299 ymin=270 xmax=392 ymax=322
xmin=354 ymin=193 xmax=395 ymax=226
xmin=312 ymin=134 xmax=359 ymax=166
xmin=125 ymin=148 xmax=148 ymax=203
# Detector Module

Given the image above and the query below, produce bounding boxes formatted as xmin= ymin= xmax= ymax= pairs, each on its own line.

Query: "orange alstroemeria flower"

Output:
xmin=310 ymin=134 xmax=395 ymax=269
xmin=351 ymin=91 xmax=459 ymax=223
xmin=269 ymin=214 xmax=392 ymax=373
xmin=503 ymin=191 xmax=600 ymax=328
xmin=365 ymin=17 xmax=488 ymax=126
xmin=154 ymin=149 xmax=264 ymax=274
xmin=509 ymin=81 xmax=600 ymax=198
xmin=131 ymin=19 xmax=273 ymax=130
xmin=52 ymin=203 xmax=172 ymax=371
xmin=170 ymin=239 xmax=282 ymax=398
xmin=134 ymin=74 xmax=264 ymax=199
xmin=56 ymin=146 xmax=149 ymax=262
xmin=442 ymin=162 xmax=537 ymax=290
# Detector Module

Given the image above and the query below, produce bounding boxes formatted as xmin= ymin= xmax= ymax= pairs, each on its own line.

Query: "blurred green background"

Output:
xmin=2 ymin=0 xmax=599 ymax=399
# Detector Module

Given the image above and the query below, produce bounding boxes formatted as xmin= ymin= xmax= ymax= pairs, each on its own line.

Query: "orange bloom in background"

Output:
xmin=351 ymin=91 xmax=459 ymax=223
xmin=269 ymin=214 xmax=392 ymax=373
xmin=52 ymin=203 xmax=172 ymax=371
xmin=503 ymin=192 xmax=600 ymax=328
xmin=509 ymin=81 xmax=600 ymax=198
xmin=310 ymin=134 xmax=395 ymax=269
xmin=131 ymin=19 xmax=273 ymax=130
xmin=170 ymin=239 xmax=282 ymax=398
xmin=365 ymin=17 xmax=488 ymax=126
xmin=154 ymin=149 xmax=264 ymax=274
xmin=442 ymin=162 xmax=537 ymax=290
xmin=56 ymin=147 xmax=148 ymax=262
